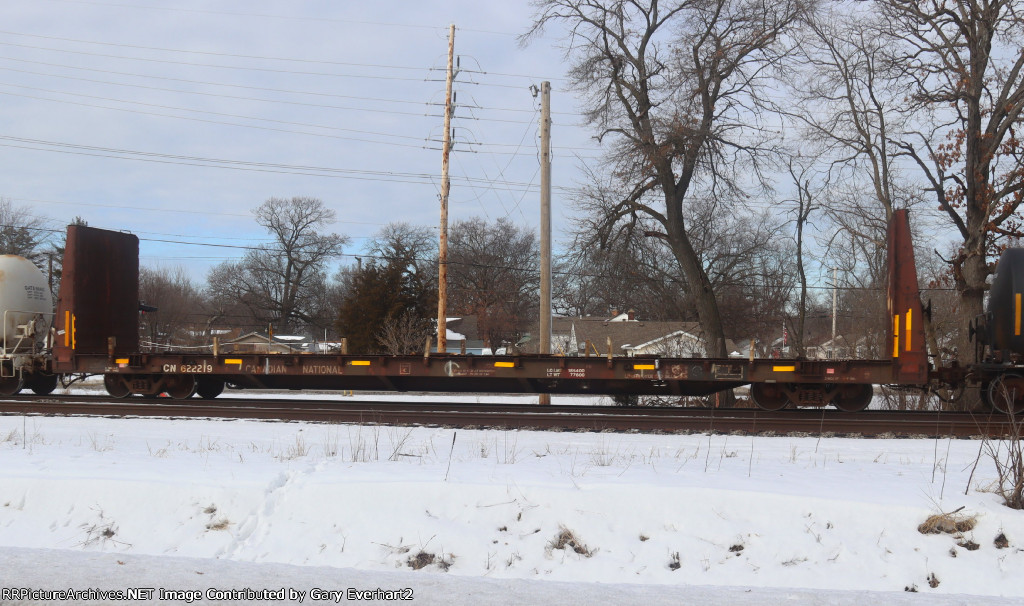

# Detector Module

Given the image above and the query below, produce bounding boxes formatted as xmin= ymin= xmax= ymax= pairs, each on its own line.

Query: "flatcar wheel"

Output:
xmin=832 ymin=383 xmax=873 ymax=412
xmin=164 ymin=375 xmax=196 ymax=400
xmin=195 ymin=377 xmax=225 ymax=400
xmin=103 ymin=374 xmax=131 ymax=398
xmin=750 ymin=383 xmax=790 ymax=411
xmin=27 ymin=373 xmax=59 ymax=395
xmin=0 ymin=374 xmax=23 ymax=396
xmin=986 ymin=374 xmax=1024 ymax=414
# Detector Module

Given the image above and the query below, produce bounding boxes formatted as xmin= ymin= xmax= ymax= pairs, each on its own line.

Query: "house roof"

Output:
xmin=551 ymin=317 xmax=703 ymax=353
xmin=629 ymin=329 xmax=702 ymax=351
xmin=227 ymin=331 xmax=310 ymax=345
xmin=446 ymin=316 xmax=480 ymax=341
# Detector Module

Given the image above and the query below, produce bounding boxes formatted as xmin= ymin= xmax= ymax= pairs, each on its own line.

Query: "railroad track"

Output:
xmin=0 ymin=394 xmax=1019 ymax=438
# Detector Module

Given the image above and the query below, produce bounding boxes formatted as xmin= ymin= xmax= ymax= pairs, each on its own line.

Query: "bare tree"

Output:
xmin=557 ymin=188 xmax=690 ymax=321
xmin=563 ymin=168 xmax=793 ymax=347
xmin=139 ymin=266 xmax=204 ymax=350
xmin=879 ymin=0 xmax=1024 ymax=364
xmin=784 ymin=6 xmax=928 ymax=361
xmin=206 ymin=197 xmax=348 ymax=334
xmin=789 ymin=6 xmax=909 ymax=221
xmin=780 ymin=157 xmax=821 ymax=357
xmin=377 ymin=310 xmax=435 ymax=355
xmin=0 ymin=197 xmax=51 ymax=266
xmin=367 ymin=222 xmax=438 ymax=277
xmin=447 ymin=217 xmax=538 ymax=348
xmin=522 ymin=0 xmax=810 ymax=363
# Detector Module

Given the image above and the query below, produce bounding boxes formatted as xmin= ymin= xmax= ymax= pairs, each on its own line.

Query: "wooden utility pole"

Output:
xmin=539 ymin=81 xmax=552 ymax=405
xmin=831 ymin=267 xmax=838 ymax=359
xmin=437 ymin=24 xmax=455 ymax=354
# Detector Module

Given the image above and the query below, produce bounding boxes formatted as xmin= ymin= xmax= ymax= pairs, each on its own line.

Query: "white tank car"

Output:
xmin=0 ymin=254 xmax=52 ymax=353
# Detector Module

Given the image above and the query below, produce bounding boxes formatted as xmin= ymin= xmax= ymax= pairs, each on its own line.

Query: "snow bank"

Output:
xmin=1 ymin=413 xmax=1022 ymax=603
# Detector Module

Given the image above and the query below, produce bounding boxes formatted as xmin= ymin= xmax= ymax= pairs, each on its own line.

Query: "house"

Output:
xmin=545 ymin=315 xmax=711 ymax=357
xmin=222 ymin=332 xmax=313 ymax=354
xmin=805 ymin=335 xmax=870 ymax=360
xmin=625 ymin=328 xmax=707 ymax=357
xmin=431 ymin=318 xmax=494 ymax=354
xmin=310 ymin=341 xmax=347 ymax=354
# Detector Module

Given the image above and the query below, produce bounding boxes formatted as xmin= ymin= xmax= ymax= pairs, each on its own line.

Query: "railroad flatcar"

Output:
xmin=2 ymin=210 xmax=1022 ymax=414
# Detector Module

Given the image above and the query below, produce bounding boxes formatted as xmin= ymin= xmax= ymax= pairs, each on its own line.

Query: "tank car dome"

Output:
xmin=0 ymin=254 xmax=52 ymax=351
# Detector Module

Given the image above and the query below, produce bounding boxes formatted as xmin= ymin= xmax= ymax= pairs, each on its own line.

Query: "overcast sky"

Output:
xmin=1 ymin=0 xmax=599 ymax=276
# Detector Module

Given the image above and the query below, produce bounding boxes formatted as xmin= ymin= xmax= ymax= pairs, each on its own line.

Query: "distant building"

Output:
xmin=540 ymin=314 xmax=736 ymax=358
xmin=223 ymin=332 xmax=312 ymax=354
xmin=430 ymin=317 xmax=493 ymax=354
xmin=805 ymin=335 xmax=869 ymax=360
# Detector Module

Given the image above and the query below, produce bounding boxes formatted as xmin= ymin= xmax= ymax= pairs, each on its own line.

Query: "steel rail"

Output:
xmin=0 ymin=397 xmax=1018 ymax=438
xmin=2 ymin=393 xmax=1006 ymax=419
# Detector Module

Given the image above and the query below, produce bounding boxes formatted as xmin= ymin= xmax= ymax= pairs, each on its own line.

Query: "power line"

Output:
xmin=0 ymin=81 xmax=431 ymax=142
xmin=0 ymin=40 xmax=435 ymax=82
xmin=0 ymin=64 xmax=578 ymax=126
xmin=0 ymin=84 xmax=595 ymax=153
xmin=0 ymin=30 xmax=432 ymax=72
xmin=0 ymin=55 xmax=435 ymax=106
xmin=0 ymin=65 xmax=442 ymax=118
xmin=0 ymin=89 xmax=436 ymax=150
xmin=0 ymin=136 xmax=556 ymax=192
xmin=0 ymin=30 xmax=570 ymax=85
xmin=33 ymin=0 xmax=463 ymax=31
xmin=28 ymin=1 xmax=535 ymax=40
xmin=0 ymin=56 xmax=573 ymax=117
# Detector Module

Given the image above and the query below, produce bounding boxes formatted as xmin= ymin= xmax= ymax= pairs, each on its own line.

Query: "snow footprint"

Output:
xmin=217 ymin=465 xmax=316 ymax=559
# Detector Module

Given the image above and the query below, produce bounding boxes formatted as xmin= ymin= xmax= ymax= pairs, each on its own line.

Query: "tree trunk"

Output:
xmin=665 ymin=209 xmax=734 ymax=406
xmin=956 ymin=244 xmax=988 ymax=410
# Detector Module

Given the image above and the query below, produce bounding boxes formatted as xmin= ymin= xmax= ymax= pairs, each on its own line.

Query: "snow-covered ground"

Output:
xmin=1 ymin=392 xmax=1023 ymax=604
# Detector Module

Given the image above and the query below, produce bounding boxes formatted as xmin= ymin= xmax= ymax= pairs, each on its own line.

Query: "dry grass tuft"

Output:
xmin=548 ymin=526 xmax=594 ymax=557
xmin=406 ymin=551 xmax=453 ymax=571
xmin=917 ymin=509 xmax=976 ymax=535
xmin=407 ymin=551 xmax=434 ymax=570
xmin=995 ymin=533 xmax=1010 ymax=549
xmin=206 ymin=518 xmax=231 ymax=531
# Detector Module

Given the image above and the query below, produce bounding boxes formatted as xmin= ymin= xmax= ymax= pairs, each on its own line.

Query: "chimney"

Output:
xmin=627 ymin=309 xmax=636 ymax=321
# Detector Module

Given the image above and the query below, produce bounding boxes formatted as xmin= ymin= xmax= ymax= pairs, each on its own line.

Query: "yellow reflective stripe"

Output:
xmin=893 ymin=314 xmax=900 ymax=358
xmin=223 ymin=358 xmax=243 ymax=365
xmin=633 ymin=364 xmax=656 ymax=370
xmin=115 ymin=358 xmax=129 ymax=364
xmin=494 ymin=361 xmax=515 ymax=368
xmin=350 ymin=360 xmax=371 ymax=366
xmin=1016 ymin=294 xmax=1021 ymax=336
xmin=772 ymin=365 xmax=796 ymax=372
xmin=71 ymin=314 xmax=76 ymax=350
xmin=64 ymin=310 xmax=70 ymax=347
xmin=905 ymin=307 xmax=912 ymax=351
